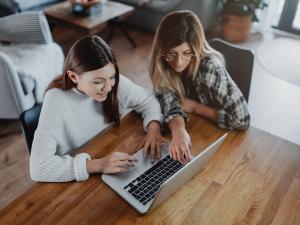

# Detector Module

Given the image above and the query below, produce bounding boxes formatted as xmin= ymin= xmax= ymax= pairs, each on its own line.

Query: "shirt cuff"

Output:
xmin=217 ymin=109 xmax=232 ymax=130
xmin=74 ymin=153 xmax=91 ymax=181
xmin=164 ymin=112 xmax=189 ymax=124
xmin=143 ymin=114 xmax=163 ymax=132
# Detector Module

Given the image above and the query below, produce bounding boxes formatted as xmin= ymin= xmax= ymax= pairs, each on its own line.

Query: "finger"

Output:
xmin=180 ymin=143 xmax=190 ymax=162
xmin=169 ymin=145 xmax=174 ymax=160
xmin=143 ymin=141 xmax=150 ymax=158
xmin=173 ymin=145 xmax=179 ymax=161
xmin=176 ymin=147 xmax=182 ymax=163
xmin=162 ymin=137 xmax=167 ymax=143
xmin=115 ymin=160 xmax=135 ymax=167
xmin=156 ymin=142 xmax=161 ymax=159
xmin=127 ymin=155 xmax=138 ymax=162
xmin=150 ymin=142 xmax=155 ymax=162
xmin=114 ymin=152 xmax=137 ymax=162
xmin=114 ymin=167 xmax=128 ymax=173
xmin=112 ymin=152 xmax=131 ymax=161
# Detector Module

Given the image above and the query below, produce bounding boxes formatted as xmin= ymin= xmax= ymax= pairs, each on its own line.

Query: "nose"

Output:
xmin=175 ymin=55 xmax=185 ymax=67
xmin=102 ymin=81 xmax=112 ymax=92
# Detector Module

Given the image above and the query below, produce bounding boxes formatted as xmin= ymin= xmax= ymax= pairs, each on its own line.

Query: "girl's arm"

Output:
xmin=156 ymin=91 xmax=191 ymax=164
xmin=118 ymin=75 xmax=165 ymax=161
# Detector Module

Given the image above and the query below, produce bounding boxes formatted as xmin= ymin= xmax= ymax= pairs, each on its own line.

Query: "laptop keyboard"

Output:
xmin=123 ymin=155 xmax=185 ymax=205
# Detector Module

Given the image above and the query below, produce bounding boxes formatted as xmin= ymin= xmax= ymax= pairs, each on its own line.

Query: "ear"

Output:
xmin=67 ymin=70 xmax=79 ymax=84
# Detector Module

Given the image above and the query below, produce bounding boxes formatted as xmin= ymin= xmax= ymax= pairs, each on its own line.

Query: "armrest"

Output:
xmin=0 ymin=52 xmax=35 ymax=118
xmin=0 ymin=11 xmax=53 ymax=44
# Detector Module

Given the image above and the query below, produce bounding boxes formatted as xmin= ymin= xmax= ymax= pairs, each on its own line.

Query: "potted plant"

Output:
xmin=220 ymin=0 xmax=268 ymax=43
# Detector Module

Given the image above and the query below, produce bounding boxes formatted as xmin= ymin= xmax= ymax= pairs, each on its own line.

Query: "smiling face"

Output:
xmin=67 ymin=62 xmax=116 ymax=102
xmin=163 ymin=42 xmax=194 ymax=73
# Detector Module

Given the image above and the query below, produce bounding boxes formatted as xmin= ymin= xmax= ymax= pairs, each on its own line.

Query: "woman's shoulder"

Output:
xmin=42 ymin=88 xmax=67 ymax=113
xmin=199 ymin=54 xmax=224 ymax=72
xmin=195 ymin=54 xmax=227 ymax=85
xmin=118 ymin=74 xmax=148 ymax=94
xmin=43 ymin=88 xmax=77 ymax=112
xmin=118 ymin=74 xmax=134 ymax=88
xmin=45 ymin=88 xmax=66 ymax=100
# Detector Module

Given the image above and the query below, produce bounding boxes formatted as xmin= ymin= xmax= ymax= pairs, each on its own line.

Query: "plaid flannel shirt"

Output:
xmin=157 ymin=55 xmax=250 ymax=130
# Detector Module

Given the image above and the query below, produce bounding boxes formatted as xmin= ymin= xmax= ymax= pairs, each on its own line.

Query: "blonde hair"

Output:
xmin=150 ymin=10 xmax=224 ymax=102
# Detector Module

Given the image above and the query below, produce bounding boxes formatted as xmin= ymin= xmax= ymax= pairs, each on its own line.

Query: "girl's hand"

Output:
xmin=87 ymin=152 xmax=137 ymax=174
xmin=139 ymin=121 xmax=166 ymax=162
xmin=182 ymin=97 xmax=196 ymax=113
xmin=169 ymin=128 xmax=191 ymax=164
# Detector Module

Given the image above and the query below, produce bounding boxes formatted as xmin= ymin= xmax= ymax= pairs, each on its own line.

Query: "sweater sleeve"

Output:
xmin=30 ymin=129 xmax=91 ymax=182
xmin=29 ymin=89 xmax=91 ymax=182
xmin=118 ymin=75 xmax=162 ymax=131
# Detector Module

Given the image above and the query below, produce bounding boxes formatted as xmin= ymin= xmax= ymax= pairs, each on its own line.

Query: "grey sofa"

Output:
xmin=113 ymin=0 xmax=219 ymax=31
xmin=0 ymin=0 xmax=63 ymax=17
xmin=0 ymin=12 xmax=64 ymax=119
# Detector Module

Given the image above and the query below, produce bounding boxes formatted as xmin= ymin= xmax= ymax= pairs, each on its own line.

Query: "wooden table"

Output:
xmin=44 ymin=1 xmax=136 ymax=47
xmin=1 ymin=113 xmax=299 ymax=225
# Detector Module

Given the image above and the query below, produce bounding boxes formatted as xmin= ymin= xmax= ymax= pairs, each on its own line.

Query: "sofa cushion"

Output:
xmin=15 ymin=0 xmax=60 ymax=11
xmin=0 ymin=12 xmax=53 ymax=44
xmin=0 ymin=43 xmax=64 ymax=102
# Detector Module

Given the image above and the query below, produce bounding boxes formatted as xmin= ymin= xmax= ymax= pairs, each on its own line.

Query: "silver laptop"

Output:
xmin=102 ymin=133 xmax=227 ymax=214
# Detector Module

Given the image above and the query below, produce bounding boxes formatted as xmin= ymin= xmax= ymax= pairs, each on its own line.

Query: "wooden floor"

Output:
xmin=1 ymin=25 xmax=300 ymax=220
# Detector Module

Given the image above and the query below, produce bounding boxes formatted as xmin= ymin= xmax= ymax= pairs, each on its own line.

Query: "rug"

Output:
xmin=257 ymin=37 xmax=300 ymax=85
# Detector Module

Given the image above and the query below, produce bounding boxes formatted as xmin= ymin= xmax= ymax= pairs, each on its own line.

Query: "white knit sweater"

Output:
xmin=30 ymin=75 xmax=162 ymax=182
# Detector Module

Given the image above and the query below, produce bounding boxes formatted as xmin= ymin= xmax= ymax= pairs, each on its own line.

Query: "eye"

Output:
xmin=169 ymin=52 xmax=177 ymax=56
xmin=93 ymin=81 xmax=103 ymax=85
xmin=183 ymin=52 xmax=193 ymax=56
xmin=110 ymin=74 xmax=116 ymax=79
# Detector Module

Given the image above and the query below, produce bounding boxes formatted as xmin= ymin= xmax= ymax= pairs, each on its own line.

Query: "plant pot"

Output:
xmin=220 ymin=14 xmax=252 ymax=43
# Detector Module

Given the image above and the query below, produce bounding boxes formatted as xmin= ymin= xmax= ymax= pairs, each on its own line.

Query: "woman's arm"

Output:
xmin=118 ymin=75 xmax=162 ymax=131
xmin=182 ymin=97 xmax=218 ymax=122
xmin=86 ymin=152 xmax=137 ymax=174
xmin=30 ymin=129 xmax=138 ymax=182
xmin=209 ymin=67 xmax=250 ymax=130
xmin=30 ymin=90 xmax=92 ymax=182
xmin=118 ymin=75 xmax=165 ymax=161
xmin=157 ymin=92 xmax=191 ymax=164
xmin=30 ymin=128 xmax=91 ymax=182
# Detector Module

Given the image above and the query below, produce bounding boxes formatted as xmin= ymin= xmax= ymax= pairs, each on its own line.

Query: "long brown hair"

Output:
xmin=47 ymin=35 xmax=120 ymax=125
xmin=150 ymin=10 xmax=224 ymax=102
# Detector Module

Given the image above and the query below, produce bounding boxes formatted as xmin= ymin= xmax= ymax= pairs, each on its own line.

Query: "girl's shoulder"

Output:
xmin=118 ymin=74 xmax=134 ymax=88
xmin=44 ymin=88 xmax=67 ymax=105
xmin=200 ymin=54 xmax=224 ymax=71
xmin=43 ymin=88 xmax=79 ymax=111
xmin=118 ymin=74 xmax=147 ymax=94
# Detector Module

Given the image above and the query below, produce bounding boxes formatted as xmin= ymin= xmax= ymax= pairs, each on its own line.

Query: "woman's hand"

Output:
xmin=169 ymin=128 xmax=191 ymax=164
xmin=87 ymin=152 xmax=137 ymax=174
xmin=182 ymin=97 xmax=196 ymax=113
xmin=182 ymin=97 xmax=218 ymax=122
xmin=139 ymin=121 xmax=166 ymax=162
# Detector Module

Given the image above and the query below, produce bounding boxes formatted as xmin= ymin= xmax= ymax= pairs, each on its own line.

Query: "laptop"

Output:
xmin=101 ymin=133 xmax=227 ymax=214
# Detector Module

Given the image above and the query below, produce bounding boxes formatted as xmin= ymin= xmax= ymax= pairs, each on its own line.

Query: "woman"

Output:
xmin=150 ymin=11 xmax=250 ymax=163
xmin=30 ymin=36 xmax=164 ymax=182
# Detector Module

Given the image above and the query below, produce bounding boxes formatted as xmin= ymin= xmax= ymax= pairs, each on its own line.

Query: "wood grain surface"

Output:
xmin=1 ymin=113 xmax=299 ymax=225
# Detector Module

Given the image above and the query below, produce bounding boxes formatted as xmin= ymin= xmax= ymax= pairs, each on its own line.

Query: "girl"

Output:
xmin=150 ymin=11 xmax=250 ymax=163
xmin=30 ymin=36 xmax=164 ymax=182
